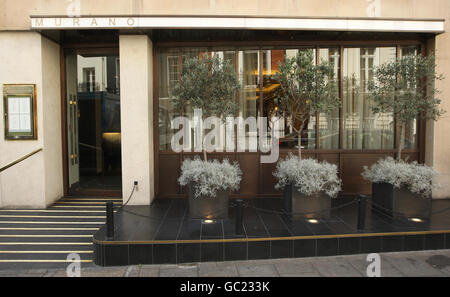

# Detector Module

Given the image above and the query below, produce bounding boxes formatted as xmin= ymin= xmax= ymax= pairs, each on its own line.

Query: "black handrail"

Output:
xmin=79 ymin=142 xmax=102 ymax=151
xmin=0 ymin=148 xmax=43 ymax=173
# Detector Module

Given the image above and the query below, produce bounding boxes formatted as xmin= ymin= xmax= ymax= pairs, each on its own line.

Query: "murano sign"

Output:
xmin=32 ymin=17 xmax=141 ymax=29
xmin=30 ymin=16 xmax=445 ymax=33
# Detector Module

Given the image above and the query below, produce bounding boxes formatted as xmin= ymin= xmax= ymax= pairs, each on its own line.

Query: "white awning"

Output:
xmin=30 ymin=16 xmax=445 ymax=33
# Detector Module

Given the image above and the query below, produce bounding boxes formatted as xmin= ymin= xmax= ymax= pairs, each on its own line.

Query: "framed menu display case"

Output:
xmin=3 ymin=84 xmax=37 ymax=140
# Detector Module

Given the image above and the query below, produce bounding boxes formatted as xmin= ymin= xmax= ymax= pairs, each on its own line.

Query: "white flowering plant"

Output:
xmin=179 ymin=157 xmax=242 ymax=198
xmin=273 ymin=154 xmax=342 ymax=198
xmin=361 ymin=157 xmax=437 ymax=198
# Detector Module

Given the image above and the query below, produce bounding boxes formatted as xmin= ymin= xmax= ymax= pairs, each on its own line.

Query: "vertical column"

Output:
xmin=430 ymin=31 xmax=450 ymax=199
xmin=119 ymin=35 xmax=154 ymax=205
xmin=41 ymin=36 xmax=64 ymax=206
xmin=0 ymin=32 xmax=63 ymax=208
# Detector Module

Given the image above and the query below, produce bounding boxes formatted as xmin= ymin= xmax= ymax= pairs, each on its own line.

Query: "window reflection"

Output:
xmin=400 ymin=46 xmax=420 ymax=150
xmin=318 ymin=48 xmax=340 ymax=149
xmin=181 ymin=48 xmax=209 ymax=150
xmin=158 ymin=48 xmax=181 ymax=151
xmin=262 ymin=48 xmax=316 ymax=151
xmin=238 ymin=50 xmax=260 ymax=151
xmin=261 ymin=49 xmax=283 ymax=151
xmin=343 ymin=47 xmax=396 ymax=150
xmin=158 ymin=48 xmax=235 ymax=151
xmin=157 ymin=45 xmax=420 ymax=153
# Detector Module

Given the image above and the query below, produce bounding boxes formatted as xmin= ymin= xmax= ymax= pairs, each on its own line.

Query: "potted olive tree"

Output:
xmin=363 ymin=54 xmax=445 ymax=219
xmin=272 ymin=49 xmax=342 ymax=218
xmin=173 ymin=54 xmax=242 ymax=219
xmin=274 ymin=154 xmax=342 ymax=219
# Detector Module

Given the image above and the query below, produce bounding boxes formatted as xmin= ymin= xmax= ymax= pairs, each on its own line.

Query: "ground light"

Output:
xmin=202 ymin=219 xmax=215 ymax=224
xmin=307 ymin=219 xmax=320 ymax=224
xmin=409 ymin=218 xmax=424 ymax=223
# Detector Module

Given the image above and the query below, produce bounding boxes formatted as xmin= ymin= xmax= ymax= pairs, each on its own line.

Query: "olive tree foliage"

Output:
xmin=171 ymin=54 xmax=241 ymax=160
xmin=368 ymin=54 xmax=445 ymax=160
xmin=273 ymin=49 xmax=340 ymax=159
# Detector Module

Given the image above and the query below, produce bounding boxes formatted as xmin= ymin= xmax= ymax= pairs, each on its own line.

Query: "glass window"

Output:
xmin=400 ymin=45 xmax=420 ymax=150
xmin=212 ymin=50 xmax=237 ymax=152
xmin=158 ymin=48 xmax=181 ymax=151
xmin=157 ymin=45 xmax=420 ymax=153
xmin=180 ymin=48 xmax=209 ymax=151
xmin=261 ymin=49 xmax=283 ymax=151
xmin=343 ymin=47 xmax=396 ymax=150
xmin=158 ymin=48 xmax=235 ymax=152
xmin=238 ymin=49 xmax=260 ymax=151
xmin=262 ymin=48 xmax=316 ymax=151
xmin=318 ymin=47 xmax=340 ymax=149
xmin=400 ymin=45 xmax=420 ymax=57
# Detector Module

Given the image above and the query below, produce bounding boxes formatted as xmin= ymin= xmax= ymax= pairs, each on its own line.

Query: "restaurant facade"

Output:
xmin=0 ymin=0 xmax=449 ymax=208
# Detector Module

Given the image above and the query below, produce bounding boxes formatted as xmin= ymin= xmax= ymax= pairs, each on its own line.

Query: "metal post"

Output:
xmin=357 ymin=195 xmax=367 ymax=231
xmin=106 ymin=201 xmax=115 ymax=239
xmin=235 ymin=199 xmax=244 ymax=235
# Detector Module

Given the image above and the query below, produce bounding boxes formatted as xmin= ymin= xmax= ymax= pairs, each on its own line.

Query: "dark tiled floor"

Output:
xmin=97 ymin=197 xmax=450 ymax=242
xmin=94 ymin=197 xmax=450 ymax=266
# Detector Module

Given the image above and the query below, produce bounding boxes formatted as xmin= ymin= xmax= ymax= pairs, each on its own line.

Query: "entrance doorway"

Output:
xmin=64 ymin=49 xmax=122 ymax=196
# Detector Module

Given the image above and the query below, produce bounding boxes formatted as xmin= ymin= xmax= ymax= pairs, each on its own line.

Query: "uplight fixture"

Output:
xmin=409 ymin=218 xmax=424 ymax=223
xmin=307 ymin=219 xmax=320 ymax=224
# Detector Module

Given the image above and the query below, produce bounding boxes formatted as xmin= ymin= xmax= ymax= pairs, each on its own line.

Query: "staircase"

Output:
xmin=0 ymin=197 xmax=121 ymax=271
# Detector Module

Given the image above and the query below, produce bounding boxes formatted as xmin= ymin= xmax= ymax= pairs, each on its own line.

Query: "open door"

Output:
xmin=64 ymin=49 xmax=122 ymax=196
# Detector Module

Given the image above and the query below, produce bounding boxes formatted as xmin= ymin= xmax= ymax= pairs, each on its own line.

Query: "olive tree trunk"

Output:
xmin=397 ymin=122 xmax=405 ymax=161
xmin=296 ymin=122 xmax=305 ymax=160
xmin=297 ymin=131 xmax=302 ymax=160
xmin=203 ymin=136 xmax=208 ymax=161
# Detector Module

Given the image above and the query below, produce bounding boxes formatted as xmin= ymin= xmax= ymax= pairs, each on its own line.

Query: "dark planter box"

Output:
xmin=372 ymin=182 xmax=431 ymax=219
xmin=283 ymin=184 xmax=331 ymax=219
xmin=189 ymin=183 xmax=229 ymax=219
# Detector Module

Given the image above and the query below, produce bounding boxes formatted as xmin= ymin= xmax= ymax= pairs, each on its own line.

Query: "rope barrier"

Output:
xmin=429 ymin=206 xmax=450 ymax=215
xmin=118 ymin=203 xmax=233 ymax=221
xmin=371 ymin=200 xmax=450 ymax=217
xmin=246 ymin=198 xmax=360 ymax=216
xmin=230 ymin=200 xmax=249 ymax=208
xmin=112 ymin=196 xmax=449 ymax=222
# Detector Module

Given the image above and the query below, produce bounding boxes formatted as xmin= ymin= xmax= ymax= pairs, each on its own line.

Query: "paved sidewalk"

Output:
xmin=0 ymin=250 xmax=449 ymax=277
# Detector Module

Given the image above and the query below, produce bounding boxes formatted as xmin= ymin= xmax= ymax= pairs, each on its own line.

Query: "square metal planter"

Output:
xmin=372 ymin=182 xmax=431 ymax=219
xmin=188 ymin=183 xmax=229 ymax=219
xmin=283 ymin=184 xmax=331 ymax=219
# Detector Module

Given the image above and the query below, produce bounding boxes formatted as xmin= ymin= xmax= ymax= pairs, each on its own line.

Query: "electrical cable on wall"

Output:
xmin=119 ymin=181 xmax=138 ymax=209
